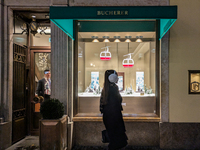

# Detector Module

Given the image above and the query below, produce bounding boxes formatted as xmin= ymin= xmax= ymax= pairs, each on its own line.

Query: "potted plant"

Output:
xmin=39 ymin=98 xmax=67 ymax=150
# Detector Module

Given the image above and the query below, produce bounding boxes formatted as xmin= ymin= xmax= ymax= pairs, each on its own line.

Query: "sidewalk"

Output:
xmin=6 ymin=136 xmax=39 ymax=150
xmin=6 ymin=136 xmax=196 ymax=150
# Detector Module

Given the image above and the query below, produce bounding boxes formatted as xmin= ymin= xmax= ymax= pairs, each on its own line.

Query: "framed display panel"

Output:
xmin=117 ymin=72 xmax=124 ymax=92
xmin=188 ymin=70 xmax=200 ymax=94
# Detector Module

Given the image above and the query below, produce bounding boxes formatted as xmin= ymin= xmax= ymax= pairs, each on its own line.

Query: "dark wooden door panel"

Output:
xmin=12 ymin=43 xmax=27 ymax=143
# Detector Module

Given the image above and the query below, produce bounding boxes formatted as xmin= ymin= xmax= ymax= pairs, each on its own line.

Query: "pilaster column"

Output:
xmin=0 ymin=0 xmax=4 ymax=119
xmin=51 ymin=22 xmax=69 ymax=114
xmin=161 ymin=32 xmax=169 ymax=122
xmin=0 ymin=4 xmax=13 ymax=149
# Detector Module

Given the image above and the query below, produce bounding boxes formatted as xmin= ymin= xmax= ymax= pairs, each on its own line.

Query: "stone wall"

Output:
xmin=4 ymin=0 xmax=169 ymax=7
xmin=0 ymin=122 xmax=12 ymax=150
xmin=74 ymin=122 xmax=159 ymax=147
xmin=70 ymin=0 xmax=169 ymax=6
xmin=160 ymin=123 xmax=200 ymax=149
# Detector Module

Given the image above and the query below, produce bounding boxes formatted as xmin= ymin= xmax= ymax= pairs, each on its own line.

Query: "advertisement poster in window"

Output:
xmin=136 ymin=71 xmax=144 ymax=92
xmin=91 ymin=72 xmax=99 ymax=91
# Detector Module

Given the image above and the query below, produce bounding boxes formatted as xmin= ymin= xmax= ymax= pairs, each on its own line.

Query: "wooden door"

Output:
xmin=12 ymin=43 xmax=27 ymax=143
xmin=30 ymin=48 xmax=51 ymax=135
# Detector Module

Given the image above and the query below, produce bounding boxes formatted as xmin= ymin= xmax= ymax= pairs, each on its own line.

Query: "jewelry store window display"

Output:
xmin=35 ymin=69 xmax=51 ymax=101
xmin=100 ymin=70 xmax=128 ymax=150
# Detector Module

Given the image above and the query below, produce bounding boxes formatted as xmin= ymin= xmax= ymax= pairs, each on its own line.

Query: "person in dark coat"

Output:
xmin=35 ymin=69 xmax=51 ymax=101
xmin=100 ymin=70 xmax=128 ymax=150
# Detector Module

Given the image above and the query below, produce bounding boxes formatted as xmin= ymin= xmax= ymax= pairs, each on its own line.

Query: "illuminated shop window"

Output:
xmin=77 ymin=21 xmax=157 ymax=117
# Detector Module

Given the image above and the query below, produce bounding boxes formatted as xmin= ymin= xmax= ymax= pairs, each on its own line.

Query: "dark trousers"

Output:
xmin=44 ymin=94 xmax=50 ymax=101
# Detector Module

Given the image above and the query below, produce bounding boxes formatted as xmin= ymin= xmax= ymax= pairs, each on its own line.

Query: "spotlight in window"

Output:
xmin=125 ymin=36 xmax=132 ymax=42
xmin=135 ymin=36 xmax=143 ymax=42
xmin=103 ymin=36 xmax=110 ymax=42
xmin=114 ymin=36 xmax=120 ymax=42
xmin=92 ymin=36 xmax=99 ymax=42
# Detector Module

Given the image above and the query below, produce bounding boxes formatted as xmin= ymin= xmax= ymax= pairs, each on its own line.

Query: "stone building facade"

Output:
xmin=1 ymin=0 xmax=200 ymax=150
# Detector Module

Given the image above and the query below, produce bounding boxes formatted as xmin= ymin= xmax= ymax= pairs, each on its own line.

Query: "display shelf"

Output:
xmin=78 ymin=92 xmax=155 ymax=97
xmin=73 ymin=113 xmax=160 ymax=122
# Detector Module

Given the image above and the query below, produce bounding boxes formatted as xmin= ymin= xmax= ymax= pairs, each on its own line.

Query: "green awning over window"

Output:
xmin=50 ymin=6 xmax=177 ymax=40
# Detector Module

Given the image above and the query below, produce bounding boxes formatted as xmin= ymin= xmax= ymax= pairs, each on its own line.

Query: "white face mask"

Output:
xmin=108 ymin=71 xmax=118 ymax=83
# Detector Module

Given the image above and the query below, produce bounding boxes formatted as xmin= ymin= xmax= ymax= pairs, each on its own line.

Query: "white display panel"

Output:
xmin=136 ymin=71 xmax=144 ymax=92
xmin=91 ymin=72 xmax=99 ymax=91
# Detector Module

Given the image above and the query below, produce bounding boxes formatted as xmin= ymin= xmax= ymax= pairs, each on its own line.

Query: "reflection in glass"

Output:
xmin=34 ymin=53 xmax=51 ymax=112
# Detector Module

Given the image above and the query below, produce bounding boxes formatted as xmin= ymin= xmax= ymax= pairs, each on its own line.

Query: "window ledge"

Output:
xmin=73 ymin=113 xmax=160 ymax=122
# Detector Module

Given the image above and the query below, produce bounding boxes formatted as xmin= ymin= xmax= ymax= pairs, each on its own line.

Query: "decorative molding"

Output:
xmin=13 ymin=52 xmax=26 ymax=63
xmin=13 ymin=109 xmax=26 ymax=120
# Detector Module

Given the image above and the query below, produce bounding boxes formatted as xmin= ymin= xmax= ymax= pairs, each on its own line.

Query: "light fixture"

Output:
xmin=135 ymin=36 xmax=143 ymax=42
xmin=31 ymin=15 xmax=36 ymax=18
xmin=114 ymin=36 xmax=121 ymax=42
xmin=45 ymin=15 xmax=50 ymax=19
xmin=92 ymin=36 xmax=99 ymax=42
xmin=125 ymin=36 xmax=132 ymax=42
xmin=103 ymin=36 xmax=110 ymax=42
xmin=100 ymin=46 xmax=111 ymax=60
xmin=30 ymin=16 xmax=38 ymax=36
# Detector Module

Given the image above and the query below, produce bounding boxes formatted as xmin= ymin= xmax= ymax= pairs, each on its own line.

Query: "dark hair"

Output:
xmin=102 ymin=70 xmax=118 ymax=105
xmin=44 ymin=69 xmax=50 ymax=74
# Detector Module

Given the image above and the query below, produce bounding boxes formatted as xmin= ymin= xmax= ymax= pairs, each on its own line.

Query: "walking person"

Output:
xmin=100 ymin=70 xmax=128 ymax=150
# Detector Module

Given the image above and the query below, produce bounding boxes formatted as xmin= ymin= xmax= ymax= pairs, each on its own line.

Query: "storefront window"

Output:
xmin=77 ymin=21 xmax=157 ymax=116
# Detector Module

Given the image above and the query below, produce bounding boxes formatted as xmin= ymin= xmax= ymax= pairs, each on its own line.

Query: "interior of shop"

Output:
xmin=77 ymin=31 xmax=157 ymax=115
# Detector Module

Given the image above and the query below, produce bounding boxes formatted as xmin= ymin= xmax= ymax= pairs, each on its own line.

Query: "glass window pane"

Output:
xmin=34 ymin=52 xmax=51 ymax=112
xmin=78 ymin=22 xmax=157 ymax=116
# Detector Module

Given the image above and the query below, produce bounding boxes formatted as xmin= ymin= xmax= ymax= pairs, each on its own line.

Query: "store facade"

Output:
xmin=1 ymin=0 xmax=200 ymax=150
xmin=50 ymin=6 xmax=176 ymax=148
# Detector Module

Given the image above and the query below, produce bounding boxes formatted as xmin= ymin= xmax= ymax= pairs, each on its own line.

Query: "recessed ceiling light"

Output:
xmin=92 ymin=36 xmax=99 ymax=42
xmin=136 ymin=36 xmax=143 ymax=42
xmin=103 ymin=36 xmax=110 ymax=42
xmin=125 ymin=36 xmax=132 ymax=42
xmin=114 ymin=36 xmax=120 ymax=42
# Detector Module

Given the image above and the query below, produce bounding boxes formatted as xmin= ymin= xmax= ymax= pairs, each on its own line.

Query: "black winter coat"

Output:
xmin=100 ymin=83 xmax=128 ymax=150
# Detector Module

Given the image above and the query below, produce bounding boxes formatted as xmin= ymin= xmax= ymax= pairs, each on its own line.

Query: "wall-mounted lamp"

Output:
xmin=125 ymin=36 xmax=132 ymax=42
xmin=135 ymin=36 xmax=143 ymax=42
xmin=92 ymin=36 xmax=99 ymax=42
xmin=114 ymin=36 xmax=121 ymax=42
xmin=103 ymin=36 xmax=110 ymax=42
